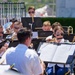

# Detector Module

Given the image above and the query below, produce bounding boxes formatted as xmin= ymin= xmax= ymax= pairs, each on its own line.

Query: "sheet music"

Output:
xmin=39 ymin=43 xmax=75 ymax=63
xmin=32 ymin=32 xmax=38 ymax=38
xmin=52 ymin=44 xmax=73 ymax=63
xmin=68 ymin=45 xmax=75 ymax=55
xmin=39 ymin=43 xmax=57 ymax=62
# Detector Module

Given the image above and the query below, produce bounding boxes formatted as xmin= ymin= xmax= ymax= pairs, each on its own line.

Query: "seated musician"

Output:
xmin=6 ymin=21 xmax=23 ymax=40
xmin=0 ymin=25 xmax=4 ymax=43
xmin=0 ymin=25 xmax=9 ymax=57
xmin=52 ymin=22 xmax=62 ymax=31
xmin=27 ymin=6 xmax=41 ymax=17
xmin=46 ymin=25 xmax=70 ymax=75
xmin=46 ymin=22 xmax=62 ymax=41
xmin=3 ymin=18 xmax=17 ymax=34
xmin=41 ymin=21 xmax=53 ymax=41
xmin=11 ymin=21 xmax=23 ymax=40
xmin=42 ymin=21 xmax=52 ymax=31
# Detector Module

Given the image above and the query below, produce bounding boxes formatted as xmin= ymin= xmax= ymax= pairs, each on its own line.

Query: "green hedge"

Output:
xmin=41 ymin=17 xmax=75 ymax=33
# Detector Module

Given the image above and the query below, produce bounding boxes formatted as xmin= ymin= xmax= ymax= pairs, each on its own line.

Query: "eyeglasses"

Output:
xmin=28 ymin=11 xmax=35 ymax=14
xmin=56 ymin=33 xmax=64 ymax=36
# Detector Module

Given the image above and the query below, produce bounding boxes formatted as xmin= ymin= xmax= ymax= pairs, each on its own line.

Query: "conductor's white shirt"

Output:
xmin=5 ymin=44 xmax=42 ymax=75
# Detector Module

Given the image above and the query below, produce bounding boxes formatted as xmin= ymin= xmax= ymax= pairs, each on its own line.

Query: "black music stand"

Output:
xmin=63 ymin=26 xmax=69 ymax=34
xmin=38 ymin=42 xmax=75 ymax=75
xmin=9 ymin=40 xmax=19 ymax=47
xmin=0 ymin=40 xmax=7 ymax=48
xmin=21 ymin=17 xmax=43 ymax=31
xmin=32 ymin=38 xmax=42 ymax=50
xmin=3 ymin=34 xmax=10 ymax=39
xmin=63 ymin=33 xmax=75 ymax=42
xmin=38 ymin=31 xmax=53 ymax=40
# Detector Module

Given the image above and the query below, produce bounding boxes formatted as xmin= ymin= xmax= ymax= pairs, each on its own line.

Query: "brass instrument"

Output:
xmin=35 ymin=27 xmax=42 ymax=30
xmin=11 ymin=34 xmax=18 ymax=42
xmin=31 ymin=14 xmax=34 ymax=23
xmin=32 ymin=16 xmax=34 ymax=23
xmin=65 ymin=70 xmax=70 ymax=75
xmin=67 ymin=26 xmax=73 ymax=35
xmin=46 ymin=38 xmax=57 ymax=43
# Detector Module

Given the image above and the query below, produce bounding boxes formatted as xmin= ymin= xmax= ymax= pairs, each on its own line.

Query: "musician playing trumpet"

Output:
xmin=46 ymin=22 xmax=62 ymax=41
xmin=46 ymin=25 xmax=70 ymax=75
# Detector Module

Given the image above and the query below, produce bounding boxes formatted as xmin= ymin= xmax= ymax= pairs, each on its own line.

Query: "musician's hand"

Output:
xmin=0 ymin=46 xmax=7 ymax=53
xmin=0 ymin=42 xmax=9 ymax=54
xmin=29 ymin=43 xmax=33 ymax=48
xmin=46 ymin=38 xmax=58 ymax=43
xmin=40 ymin=60 xmax=46 ymax=75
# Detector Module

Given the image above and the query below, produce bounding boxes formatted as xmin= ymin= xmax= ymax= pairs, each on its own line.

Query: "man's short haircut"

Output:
xmin=28 ymin=6 xmax=35 ymax=11
xmin=17 ymin=28 xmax=32 ymax=43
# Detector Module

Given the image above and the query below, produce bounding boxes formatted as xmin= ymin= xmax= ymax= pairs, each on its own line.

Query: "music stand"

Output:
xmin=9 ymin=40 xmax=19 ymax=47
xmin=38 ymin=31 xmax=53 ymax=39
xmin=37 ymin=42 xmax=75 ymax=75
xmin=3 ymin=34 xmax=9 ymax=39
xmin=63 ymin=26 xmax=69 ymax=34
xmin=0 ymin=40 xmax=6 ymax=48
xmin=63 ymin=33 xmax=75 ymax=42
xmin=32 ymin=38 xmax=42 ymax=50
xmin=21 ymin=17 xmax=43 ymax=31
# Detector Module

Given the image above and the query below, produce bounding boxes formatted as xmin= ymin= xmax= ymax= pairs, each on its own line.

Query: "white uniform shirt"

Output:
xmin=5 ymin=44 xmax=42 ymax=75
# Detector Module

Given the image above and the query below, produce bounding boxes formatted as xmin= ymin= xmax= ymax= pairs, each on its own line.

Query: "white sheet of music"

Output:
xmin=39 ymin=43 xmax=57 ymax=62
xmin=32 ymin=32 xmax=38 ymax=38
xmin=52 ymin=44 xmax=73 ymax=63
xmin=68 ymin=45 xmax=75 ymax=55
xmin=39 ymin=43 xmax=75 ymax=63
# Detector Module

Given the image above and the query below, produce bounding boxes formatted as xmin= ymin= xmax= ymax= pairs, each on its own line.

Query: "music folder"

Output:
xmin=38 ymin=42 xmax=75 ymax=64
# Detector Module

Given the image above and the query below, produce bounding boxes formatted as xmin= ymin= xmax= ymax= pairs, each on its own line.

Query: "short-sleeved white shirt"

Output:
xmin=6 ymin=44 xmax=42 ymax=75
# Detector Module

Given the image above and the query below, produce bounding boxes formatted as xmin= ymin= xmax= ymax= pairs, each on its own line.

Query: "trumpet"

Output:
xmin=46 ymin=38 xmax=57 ymax=43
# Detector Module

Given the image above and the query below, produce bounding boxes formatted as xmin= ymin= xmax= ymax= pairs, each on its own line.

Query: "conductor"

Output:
xmin=5 ymin=28 xmax=45 ymax=75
